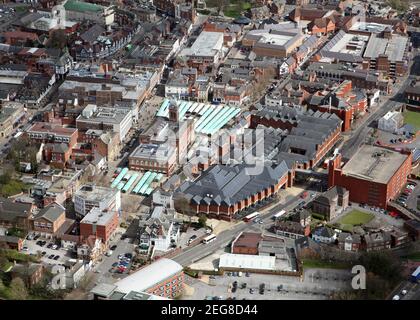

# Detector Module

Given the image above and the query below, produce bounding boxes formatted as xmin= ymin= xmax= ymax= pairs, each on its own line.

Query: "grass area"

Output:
xmin=339 ymin=210 xmax=374 ymax=226
xmin=206 ymin=0 xmax=252 ymax=18
xmin=0 ymin=261 xmax=13 ymax=273
xmin=6 ymin=228 xmax=27 ymax=239
xmin=403 ymin=110 xmax=420 ymax=131
xmin=0 ymin=179 xmax=28 ymax=197
xmin=302 ymin=259 xmax=352 ymax=270
xmin=403 ymin=252 xmax=420 ymax=261
xmin=0 ymin=249 xmax=40 ymax=264
xmin=224 ymin=5 xmax=241 ymax=18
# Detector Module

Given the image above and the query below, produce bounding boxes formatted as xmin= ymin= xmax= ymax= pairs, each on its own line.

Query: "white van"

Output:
xmin=392 ymin=295 xmax=400 ymax=300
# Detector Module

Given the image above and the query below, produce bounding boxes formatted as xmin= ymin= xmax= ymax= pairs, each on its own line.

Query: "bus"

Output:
xmin=273 ymin=210 xmax=286 ymax=220
xmin=202 ymin=234 xmax=217 ymax=244
xmin=243 ymin=212 xmax=260 ymax=222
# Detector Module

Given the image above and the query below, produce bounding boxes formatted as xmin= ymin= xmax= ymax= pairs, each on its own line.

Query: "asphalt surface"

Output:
xmin=341 ymin=50 xmax=420 ymax=160
xmin=172 ymin=193 xmax=312 ymax=267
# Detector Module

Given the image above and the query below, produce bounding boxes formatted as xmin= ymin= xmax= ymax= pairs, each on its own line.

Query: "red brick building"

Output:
xmin=3 ymin=31 xmax=39 ymax=46
xmin=80 ymin=208 xmax=119 ymax=245
xmin=231 ymin=232 xmax=263 ymax=255
xmin=26 ymin=122 xmax=78 ymax=148
xmin=178 ymin=163 xmax=290 ymax=220
xmin=328 ymin=145 xmax=412 ymax=209
xmin=308 ymin=80 xmax=368 ymax=131
xmin=111 ymin=258 xmax=184 ymax=299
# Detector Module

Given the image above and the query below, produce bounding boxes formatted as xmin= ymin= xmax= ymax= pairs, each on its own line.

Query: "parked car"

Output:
xmin=22 ymin=247 xmax=29 ymax=251
xmin=110 ymin=245 xmax=117 ymax=250
xmin=53 ymin=255 xmax=60 ymax=260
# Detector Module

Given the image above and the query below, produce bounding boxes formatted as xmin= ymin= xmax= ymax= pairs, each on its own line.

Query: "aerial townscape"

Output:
xmin=0 ymin=0 xmax=420 ymax=303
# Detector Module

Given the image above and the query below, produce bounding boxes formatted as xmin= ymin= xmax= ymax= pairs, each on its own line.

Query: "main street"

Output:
xmin=172 ymin=193 xmax=310 ymax=267
xmin=341 ymin=77 xmax=411 ymax=159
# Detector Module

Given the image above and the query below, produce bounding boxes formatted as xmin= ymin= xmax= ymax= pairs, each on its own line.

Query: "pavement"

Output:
xmin=388 ymin=280 xmax=420 ymax=300
xmin=182 ymin=268 xmax=351 ymax=300
xmin=23 ymin=238 xmax=72 ymax=266
xmin=340 ymin=50 xmax=420 ymax=160
xmin=172 ymin=191 xmax=316 ymax=267
xmin=92 ymin=236 xmax=137 ymax=285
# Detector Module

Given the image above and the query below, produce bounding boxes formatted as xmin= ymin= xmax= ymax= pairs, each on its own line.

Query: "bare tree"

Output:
xmin=174 ymin=196 xmax=196 ymax=227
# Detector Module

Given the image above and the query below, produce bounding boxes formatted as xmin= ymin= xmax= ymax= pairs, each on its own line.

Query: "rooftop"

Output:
xmin=27 ymin=122 xmax=77 ymax=137
xmin=114 ymin=258 xmax=182 ymax=293
xmin=179 ymin=31 xmax=223 ymax=57
xmin=80 ymin=207 xmax=115 ymax=226
xmin=341 ymin=145 xmax=410 ymax=184
xmin=130 ymin=143 xmax=176 ymax=162
xmin=75 ymin=185 xmax=119 ymax=202
xmin=64 ymin=0 xmax=104 ymax=13
xmin=363 ymin=33 xmax=408 ymax=62
xmin=219 ymin=253 xmax=276 ymax=270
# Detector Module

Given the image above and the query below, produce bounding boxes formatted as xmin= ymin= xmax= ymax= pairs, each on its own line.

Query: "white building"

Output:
xmin=138 ymin=206 xmax=180 ymax=252
xmin=152 ymin=190 xmax=174 ymax=208
xmin=178 ymin=31 xmax=224 ymax=64
xmin=63 ymin=0 xmax=115 ymax=26
xmin=76 ymin=104 xmax=133 ymax=143
xmin=219 ymin=253 xmax=276 ymax=271
xmin=378 ymin=111 xmax=404 ymax=133
xmin=73 ymin=185 xmax=121 ymax=218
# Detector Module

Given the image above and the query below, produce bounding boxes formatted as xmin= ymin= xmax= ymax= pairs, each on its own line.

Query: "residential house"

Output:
xmin=138 ymin=206 xmax=181 ymax=252
xmin=0 ymin=198 xmax=35 ymax=230
xmin=364 ymin=231 xmax=392 ymax=252
xmin=30 ymin=202 xmax=66 ymax=238
xmin=311 ymin=186 xmax=349 ymax=221
xmin=312 ymin=226 xmax=337 ymax=244
xmin=0 ymin=235 xmax=24 ymax=251
xmin=11 ymin=263 xmax=44 ymax=289
xmin=378 ymin=111 xmax=404 ymax=133
xmin=77 ymin=235 xmax=105 ymax=263
xmin=338 ymin=232 xmax=361 ymax=252
xmin=274 ymin=220 xmax=310 ymax=239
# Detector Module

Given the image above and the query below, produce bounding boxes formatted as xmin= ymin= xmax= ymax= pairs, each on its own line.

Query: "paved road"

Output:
xmin=341 ymin=49 xmax=420 ymax=160
xmin=172 ymin=193 xmax=310 ymax=266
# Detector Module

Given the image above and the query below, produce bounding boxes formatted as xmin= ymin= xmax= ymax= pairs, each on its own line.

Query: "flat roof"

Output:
xmin=341 ymin=145 xmax=409 ymax=184
xmin=80 ymin=207 xmax=115 ymax=226
xmin=219 ymin=253 xmax=276 ymax=271
xmin=114 ymin=258 xmax=183 ymax=293
xmin=75 ymin=185 xmax=119 ymax=202
xmin=363 ymin=34 xmax=407 ymax=62
xmin=328 ymin=33 xmax=369 ymax=56
xmin=180 ymin=31 xmax=223 ymax=57
xmin=350 ymin=22 xmax=389 ymax=33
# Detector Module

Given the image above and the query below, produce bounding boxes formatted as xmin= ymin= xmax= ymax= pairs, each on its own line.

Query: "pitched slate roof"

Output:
xmin=179 ymin=163 xmax=289 ymax=206
xmin=0 ymin=198 xmax=33 ymax=223
xmin=32 ymin=203 xmax=65 ymax=223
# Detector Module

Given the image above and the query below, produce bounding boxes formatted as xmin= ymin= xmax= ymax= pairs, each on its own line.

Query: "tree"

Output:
xmin=46 ymin=29 xmax=67 ymax=49
xmin=174 ymin=196 xmax=196 ymax=226
xmin=8 ymin=277 xmax=28 ymax=300
xmin=198 ymin=214 xmax=207 ymax=229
